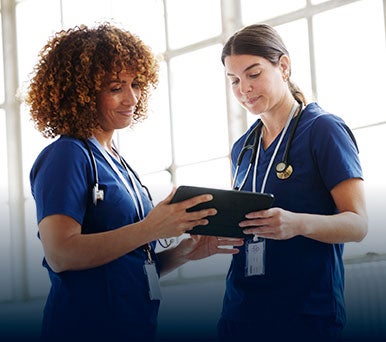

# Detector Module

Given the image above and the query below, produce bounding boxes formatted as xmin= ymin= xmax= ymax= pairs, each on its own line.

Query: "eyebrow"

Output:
xmin=226 ymin=63 xmax=261 ymax=76
xmin=109 ymin=79 xmax=126 ymax=84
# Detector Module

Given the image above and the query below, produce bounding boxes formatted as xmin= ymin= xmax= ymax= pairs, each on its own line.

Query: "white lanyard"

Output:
xmin=88 ymin=137 xmax=145 ymax=220
xmin=252 ymin=101 xmax=298 ymax=193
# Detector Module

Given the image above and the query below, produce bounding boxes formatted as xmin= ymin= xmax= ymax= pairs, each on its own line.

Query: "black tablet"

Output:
xmin=170 ymin=185 xmax=275 ymax=238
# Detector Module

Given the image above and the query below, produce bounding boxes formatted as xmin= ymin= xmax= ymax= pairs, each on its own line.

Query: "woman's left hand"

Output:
xmin=179 ymin=234 xmax=244 ymax=261
xmin=239 ymin=207 xmax=299 ymax=240
xmin=158 ymin=234 xmax=244 ymax=277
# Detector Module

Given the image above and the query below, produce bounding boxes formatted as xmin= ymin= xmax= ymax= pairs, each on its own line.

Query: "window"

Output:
xmin=1 ymin=0 xmax=385 ymax=301
xmin=0 ymin=15 xmax=4 ymax=104
xmin=165 ymin=0 xmax=222 ymax=49
xmin=313 ymin=0 xmax=386 ymax=128
xmin=169 ymin=45 xmax=228 ymax=168
xmin=241 ymin=0 xmax=307 ymax=24
xmin=0 ymin=110 xmax=12 ymax=301
xmin=353 ymin=125 xmax=386 ymax=256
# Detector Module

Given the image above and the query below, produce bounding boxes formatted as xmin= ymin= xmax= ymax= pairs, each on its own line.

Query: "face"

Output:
xmin=96 ymin=70 xmax=141 ymax=132
xmin=224 ymin=54 xmax=290 ymax=115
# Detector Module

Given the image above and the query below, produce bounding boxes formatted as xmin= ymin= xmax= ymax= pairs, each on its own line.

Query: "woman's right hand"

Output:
xmin=142 ymin=189 xmax=217 ymax=240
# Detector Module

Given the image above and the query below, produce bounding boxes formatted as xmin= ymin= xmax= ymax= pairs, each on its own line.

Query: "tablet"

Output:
xmin=170 ymin=185 xmax=274 ymax=238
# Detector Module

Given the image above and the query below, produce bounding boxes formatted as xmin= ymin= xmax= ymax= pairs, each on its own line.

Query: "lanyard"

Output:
xmin=88 ymin=137 xmax=145 ymax=220
xmin=251 ymin=101 xmax=299 ymax=193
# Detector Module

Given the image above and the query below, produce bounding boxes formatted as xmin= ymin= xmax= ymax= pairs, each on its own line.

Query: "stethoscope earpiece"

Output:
xmin=275 ymin=162 xmax=293 ymax=180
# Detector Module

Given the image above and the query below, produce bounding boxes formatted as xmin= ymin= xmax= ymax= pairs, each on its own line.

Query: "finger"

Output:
xmin=239 ymin=219 xmax=266 ymax=228
xmin=190 ymin=234 xmax=200 ymax=242
xmin=182 ymin=194 xmax=214 ymax=210
xmin=216 ymin=238 xmax=244 ymax=246
xmin=245 ymin=209 xmax=270 ymax=219
xmin=242 ymin=229 xmax=261 ymax=236
xmin=242 ymin=228 xmax=271 ymax=237
xmin=188 ymin=218 xmax=210 ymax=229
xmin=216 ymin=237 xmax=244 ymax=242
xmin=215 ymin=247 xmax=240 ymax=255
xmin=162 ymin=187 xmax=177 ymax=204
xmin=185 ymin=208 xmax=217 ymax=220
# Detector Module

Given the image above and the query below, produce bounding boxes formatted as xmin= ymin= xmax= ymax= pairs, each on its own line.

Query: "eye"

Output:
xmin=230 ymin=78 xmax=239 ymax=86
xmin=132 ymin=81 xmax=141 ymax=89
xmin=249 ymin=72 xmax=261 ymax=79
xmin=110 ymin=86 xmax=122 ymax=93
xmin=109 ymin=81 xmax=122 ymax=93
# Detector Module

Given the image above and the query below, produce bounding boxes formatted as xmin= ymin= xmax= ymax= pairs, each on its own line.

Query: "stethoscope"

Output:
xmin=232 ymin=101 xmax=303 ymax=192
xmin=83 ymin=138 xmax=172 ymax=249
xmin=82 ymin=138 xmax=153 ymax=208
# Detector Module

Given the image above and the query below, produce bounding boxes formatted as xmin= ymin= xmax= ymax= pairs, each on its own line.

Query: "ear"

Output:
xmin=279 ymin=54 xmax=291 ymax=81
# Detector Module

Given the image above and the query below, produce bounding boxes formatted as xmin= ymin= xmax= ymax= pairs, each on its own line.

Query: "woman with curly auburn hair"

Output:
xmin=26 ymin=23 xmax=243 ymax=342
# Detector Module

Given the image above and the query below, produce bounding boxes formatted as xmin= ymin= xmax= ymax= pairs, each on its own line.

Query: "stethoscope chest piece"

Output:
xmin=275 ymin=162 xmax=293 ymax=180
xmin=93 ymin=184 xmax=104 ymax=205
xmin=233 ymin=101 xmax=303 ymax=190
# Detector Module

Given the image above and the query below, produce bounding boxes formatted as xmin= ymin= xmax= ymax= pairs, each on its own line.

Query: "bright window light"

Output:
xmin=169 ymin=45 xmax=228 ymax=166
xmin=313 ymin=0 xmax=386 ymax=128
xmin=241 ymin=0 xmax=306 ymax=24
xmin=165 ymin=0 xmax=222 ymax=49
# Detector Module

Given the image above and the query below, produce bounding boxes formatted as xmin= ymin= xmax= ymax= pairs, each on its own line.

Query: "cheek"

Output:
xmin=232 ymin=87 xmax=243 ymax=99
xmin=99 ymin=97 xmax=119 ymax=113
xmin=263 ymin=76 xmax=283 ymax=97
xmin=135 ymin=88 xmax=142 ymax=100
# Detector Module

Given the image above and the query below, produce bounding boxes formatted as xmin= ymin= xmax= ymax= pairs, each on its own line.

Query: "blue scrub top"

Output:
xmin=221 ymin=103 xmax=362 ymax=326
xmin=30 ymin=136 xmax=159 ymax=341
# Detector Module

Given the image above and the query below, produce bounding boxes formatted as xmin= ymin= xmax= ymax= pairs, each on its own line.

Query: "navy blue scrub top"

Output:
xmin=30 ymin=136 xmax=159 ymax=341
xmin=221 ymin=103 xmax=362 ymax=325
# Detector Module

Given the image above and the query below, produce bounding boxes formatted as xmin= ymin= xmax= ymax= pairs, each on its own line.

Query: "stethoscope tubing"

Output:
xmin=233 ymin=102 xmax=303 ymax=191
xmin=82 ymin=139 xmax=153 ymax=206
xmin=279 ymin=103 xmax=303 ymax=169
xmin=83 ymin=139 xmax=100 ymax=190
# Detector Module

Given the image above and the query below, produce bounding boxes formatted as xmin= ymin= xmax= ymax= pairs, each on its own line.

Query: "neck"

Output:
xmin=92 ymin=130 xmax=117 ymax=158
xmin=260 ymin=99 xmax=299 ymax=148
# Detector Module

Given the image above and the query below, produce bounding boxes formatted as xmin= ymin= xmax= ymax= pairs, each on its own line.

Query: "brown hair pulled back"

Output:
xmin=221 ymin=24 xmax=307 ymax=105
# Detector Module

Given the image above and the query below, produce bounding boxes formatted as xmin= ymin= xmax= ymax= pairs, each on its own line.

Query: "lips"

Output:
xmin=118 ymin=111 xmax=134 ymax=117
xmin=244 ymin=96 xmax=259 ymax=105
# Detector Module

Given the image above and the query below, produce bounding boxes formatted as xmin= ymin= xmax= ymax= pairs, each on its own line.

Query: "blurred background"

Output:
xmin=1 ymin=0 xmax=385 ymax=340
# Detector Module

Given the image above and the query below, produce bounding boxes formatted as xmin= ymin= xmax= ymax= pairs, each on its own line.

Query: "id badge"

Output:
xmin=144 ymin=262 xmax=162 ymax=300
xmin=245 ymin=238 xmax=266 ymax=276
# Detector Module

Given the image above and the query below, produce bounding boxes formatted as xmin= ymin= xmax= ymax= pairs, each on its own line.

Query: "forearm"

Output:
xmin=41 ymin=191 xmax=218 ymax=273
xmin=298 ymin=211 xmax=368 ymax=244
xmin=242 ymin=178 xmax=368 ymax=243
xmin=157 ymin=240 xmax=191 ymax=277
xmin=40 ymin=218 xmax=155 ymax=272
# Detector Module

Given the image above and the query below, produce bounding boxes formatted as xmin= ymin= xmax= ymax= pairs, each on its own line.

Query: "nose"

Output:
xmin=239 ymin=81 xmax=252 ymax=95
xmin=122 ymin=87 xmax=140 ymax=106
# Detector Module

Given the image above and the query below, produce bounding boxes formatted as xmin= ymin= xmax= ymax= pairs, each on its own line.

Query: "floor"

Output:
xmin=1 ymin=260 xmax=386 ymax=341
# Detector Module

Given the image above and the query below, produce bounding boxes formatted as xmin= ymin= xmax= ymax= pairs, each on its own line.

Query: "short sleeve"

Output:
xmin=310 ymin=114 xmax=362 ymax=191
xmin=30 ymin=138 xmax=91 ymax=224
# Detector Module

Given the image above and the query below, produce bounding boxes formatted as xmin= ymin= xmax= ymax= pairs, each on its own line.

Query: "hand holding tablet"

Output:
xmin=171 ymin=185 xmax=274 ymax=238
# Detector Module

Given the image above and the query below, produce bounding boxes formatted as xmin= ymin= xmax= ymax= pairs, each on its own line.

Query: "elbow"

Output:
xmin=44 ymin=253 xmax=73 ymax=273
xmin=355 ymin=226 xmax=368 ymax=242
xmin=46 ymin=259 xmax=67 ymax=273
xmin=353 ymin=216 xmax=368 ymax=242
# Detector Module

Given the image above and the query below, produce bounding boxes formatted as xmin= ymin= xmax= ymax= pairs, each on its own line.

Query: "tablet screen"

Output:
xmin=171 ymin=185 xmax=274 ymax=238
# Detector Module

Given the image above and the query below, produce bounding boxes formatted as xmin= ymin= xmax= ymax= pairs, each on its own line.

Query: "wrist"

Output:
xmin=173 ymin=237 xmax=193 ymax=263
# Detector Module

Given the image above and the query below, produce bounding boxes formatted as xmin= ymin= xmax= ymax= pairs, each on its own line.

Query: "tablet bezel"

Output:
xmin=170 ymin=185 xmax=275 ymax=238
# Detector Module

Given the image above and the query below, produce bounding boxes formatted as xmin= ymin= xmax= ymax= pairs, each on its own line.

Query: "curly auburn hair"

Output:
xmin=25 ymin=22 xmax=159 ymax=139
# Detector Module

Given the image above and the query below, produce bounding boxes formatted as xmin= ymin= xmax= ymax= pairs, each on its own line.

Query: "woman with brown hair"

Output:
xmin=217 ymin=23 xmax=367 ymax=342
